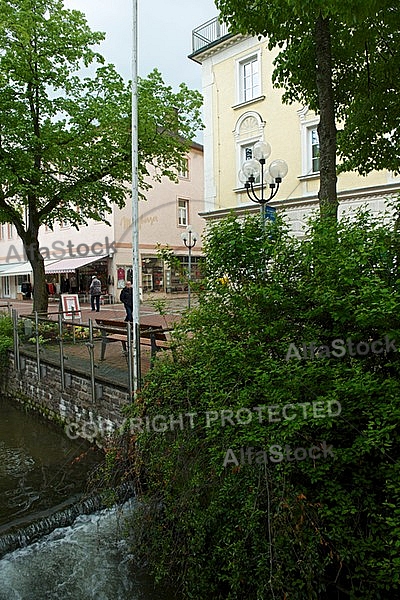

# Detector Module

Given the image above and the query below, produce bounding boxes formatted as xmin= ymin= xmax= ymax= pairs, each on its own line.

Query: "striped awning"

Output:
xmin=45 ymin=255 xmax=108 ymax=274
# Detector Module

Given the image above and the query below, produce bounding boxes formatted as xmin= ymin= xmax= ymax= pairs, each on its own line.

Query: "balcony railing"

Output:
xmin=191 ymin=17 xmax=230 ymax=54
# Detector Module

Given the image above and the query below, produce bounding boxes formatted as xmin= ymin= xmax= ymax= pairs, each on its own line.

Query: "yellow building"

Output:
xmin=189 ymin=17 xmax=399 ymax=233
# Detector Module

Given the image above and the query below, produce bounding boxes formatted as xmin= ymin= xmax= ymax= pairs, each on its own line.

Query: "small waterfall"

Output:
xmin=0 ymin=482 xmax=134 ymax=559
xmin=0 ymin=500 xmax=140 ymax=600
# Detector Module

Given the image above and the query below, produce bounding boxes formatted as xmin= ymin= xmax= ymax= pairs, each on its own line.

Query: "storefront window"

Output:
xmin=117 ymin=265 xmax=133 ymax=289
xmin=79 ymin=259 xmax=108 ymax=293
xmin=167 ymin=256 xmax=202 ymax=292
xmin=141 ymin=258 xmax=164 ymax=292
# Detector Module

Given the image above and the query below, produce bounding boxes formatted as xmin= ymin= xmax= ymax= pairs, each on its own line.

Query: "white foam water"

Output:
xmin=0 ymin=501 xmax=143 ymax=600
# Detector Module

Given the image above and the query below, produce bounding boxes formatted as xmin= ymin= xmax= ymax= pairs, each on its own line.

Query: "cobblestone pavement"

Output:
xmin=0 ymin=293 xmax=194 ymax=383
xmin=0 ymin=292 xmax=193 ymax=327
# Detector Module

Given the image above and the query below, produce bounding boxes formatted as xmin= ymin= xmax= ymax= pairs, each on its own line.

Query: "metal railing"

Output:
xmin=191 ymin=17 xmax=231 ymax=53
xmin=7 ymin=309 xmax=133 ymax=402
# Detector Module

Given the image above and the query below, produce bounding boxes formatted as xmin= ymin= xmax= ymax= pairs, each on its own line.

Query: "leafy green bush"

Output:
xmin=0 ymin=313 xmax=13 ymax=372
xmin=124 ymin=211 xmax=400 ymax=599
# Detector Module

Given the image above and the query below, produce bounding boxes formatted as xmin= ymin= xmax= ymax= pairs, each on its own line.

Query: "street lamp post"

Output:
xmin=238 ymin=141 xmax=288 ymax=224
xmin=181 ymin=225 xmax=198 ymax=309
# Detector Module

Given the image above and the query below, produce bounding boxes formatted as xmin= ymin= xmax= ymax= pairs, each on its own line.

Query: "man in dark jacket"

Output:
xmin=89 ymin=275 xmax=102 ymax=312
xmin=120 ymin=281 xmax=133 ymax=322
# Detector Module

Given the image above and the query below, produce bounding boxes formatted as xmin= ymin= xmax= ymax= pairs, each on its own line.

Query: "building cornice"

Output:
xmin=188 ymin=33 xmax=244 ymax=64
xmin=200 ymin=182 xmax=400 ymax=221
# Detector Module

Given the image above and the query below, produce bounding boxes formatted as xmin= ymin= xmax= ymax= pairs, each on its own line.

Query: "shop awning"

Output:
xmin=45 ymin=255 xmax=108 ymax=274
xmin=0 ymin=259 xmax=71 ymax=277
xmin=0 ymin=262 xmax=33 ymax=276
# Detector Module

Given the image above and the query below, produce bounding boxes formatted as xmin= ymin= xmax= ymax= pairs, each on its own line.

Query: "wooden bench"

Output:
xmin=95 ymin=318 xmax=170 ymax=362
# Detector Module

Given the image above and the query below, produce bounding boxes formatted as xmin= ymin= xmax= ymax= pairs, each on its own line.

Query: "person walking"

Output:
xmin=120 ymin=281 xmax=133 ymax=322
xmin=89 ymin=275 xmax=102 ymax=312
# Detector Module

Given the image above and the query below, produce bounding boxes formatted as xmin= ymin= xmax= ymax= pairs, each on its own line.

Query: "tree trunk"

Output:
xmin=23 ymin=234 xmax=49 ymax=315
xmin=314 ymin=14 xmax=338 ymax=222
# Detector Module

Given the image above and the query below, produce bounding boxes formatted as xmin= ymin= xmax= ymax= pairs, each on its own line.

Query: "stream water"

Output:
xmin=0 ymin=396 xmax=179 ymax=599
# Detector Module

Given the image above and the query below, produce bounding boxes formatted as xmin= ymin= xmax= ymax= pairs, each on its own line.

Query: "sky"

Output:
xmin=64 ymin=0 xmax=218 ymax=92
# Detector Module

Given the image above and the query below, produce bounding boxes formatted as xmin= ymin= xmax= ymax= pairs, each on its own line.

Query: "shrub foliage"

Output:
xmin=122 ymin=211 xmax=400 ymax=599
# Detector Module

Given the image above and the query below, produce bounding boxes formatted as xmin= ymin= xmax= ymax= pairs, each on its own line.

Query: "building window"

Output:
xmin=2 ymin=276 xmax=10 ymax=297
xmin=178 ymin=198 xmax=189 ymax=227
xmin=178 ymin=158 xmax=189 ymax=179
xmin=310 ymin=127 xmax=320 ymax=173
xmin=238 ymin=54 xmax=260 ymax=103
xmin=7 ymin=223 xmax=14 ymax=239
xmin=0 ymin=223 xmax=5 ymax=240
xmin=234 ymin=112 xmax=265 ymax=190
xmin=240 ymin=144 xmax=261 ymax=183
xmin=298 ymin=108 xmax=320 ymax=178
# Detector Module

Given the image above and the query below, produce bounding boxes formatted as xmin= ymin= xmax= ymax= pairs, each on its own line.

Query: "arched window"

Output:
xmin=233 ymin=112 xmax=265 ymax=187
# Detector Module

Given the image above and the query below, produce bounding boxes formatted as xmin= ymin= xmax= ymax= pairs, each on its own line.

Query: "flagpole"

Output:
xmin=131 ymin=0 xmax=141 ymax=394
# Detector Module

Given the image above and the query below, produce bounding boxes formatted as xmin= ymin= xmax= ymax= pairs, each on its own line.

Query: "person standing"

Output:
xmin=70 ymin=274 xmax=78 ymax=293
xmin=89 ymin=275 xmax=102 ymax=312
xmin=61 ymin=277 xmax=70 ymax=293
xmin=120 ymin=281 xmax=133 ymax=322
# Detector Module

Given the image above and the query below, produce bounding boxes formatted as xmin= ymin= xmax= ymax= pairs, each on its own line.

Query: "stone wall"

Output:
xmin=2 ymin=352 xmax=131 ymax=445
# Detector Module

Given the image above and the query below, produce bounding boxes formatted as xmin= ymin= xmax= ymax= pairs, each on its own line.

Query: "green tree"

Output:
xmin=215 ymin=0 xmax=400 ymax=220
xmin=335 ymin=7 xmax=400 ymax=175
xmin=120 ymin=212 xmax=400 ymax=598
xmin=0 ymin=0 xmax=203 ymax=313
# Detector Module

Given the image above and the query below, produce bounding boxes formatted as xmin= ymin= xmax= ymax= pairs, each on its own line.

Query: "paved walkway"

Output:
xmin=1 ymin=292 xmax=190 ymax=328
xmin=1 ymin=293 xmax=192 ymax=386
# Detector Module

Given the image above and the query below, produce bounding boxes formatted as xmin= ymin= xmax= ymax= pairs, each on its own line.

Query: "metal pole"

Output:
xmin=87 ymin=318 xmax=96 ymax=403
xmin=58 ymin=313 xmax=65 ymax=391
xmin=12 ymin=309 xmax=20 ymax=372
xmin=131 ymin=0 xmax=141 ymax=396
xmin=182 ymin=228 xmax=197 ymax=309
xmin=188 ymin=236 xmax=192 ymax=309
xmin=127 ymin=321 xmax=133 ymax=398
xmin=11 ymin=309 xmax=17 ymax=364
xmin=71 ymin=309 xmax=76 ymax=344
xmin=35 ymin=311 xmax=41 ymax=380
xmin=260 ymin=161 xmax=265 ymax=228
xmin=135 ymin=322 xmax=141 ymax=389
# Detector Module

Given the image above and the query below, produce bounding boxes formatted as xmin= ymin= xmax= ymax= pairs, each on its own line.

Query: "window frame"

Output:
xmin=178 ymin=158 xmax=190 ymax=180
xmin=309 ymin=127 xmax=320 ymax=174
xmin=236 ymin=51 xmax=261 ymax=105
xmin=2 ymin=276 xmax=10 ymax=297
xmin=177 ymin=198 xmax=189 ymax=227
xmin=298 ymin=108 xmax=320 ymax=178
xmin=234 ymin=111 xmax=266 ymax=191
